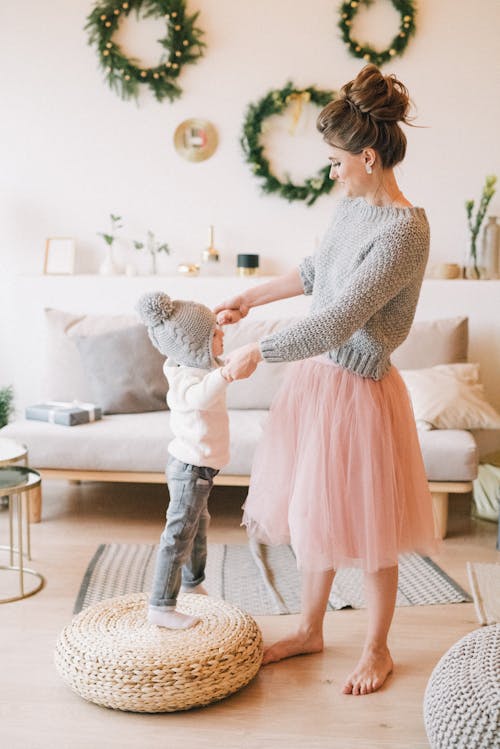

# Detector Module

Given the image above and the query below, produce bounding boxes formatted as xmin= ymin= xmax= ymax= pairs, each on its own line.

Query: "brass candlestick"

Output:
xmin=201 ymin=225 xmax=220 ymax=264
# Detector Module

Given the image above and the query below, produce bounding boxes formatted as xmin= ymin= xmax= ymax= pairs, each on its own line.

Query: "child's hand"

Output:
xmin=216 ymin=309 xmax=244 ymax=325
xmin=214 ymin=295 xmax=249 ymax=326
xmin=222 ymin=343 xmax=262 ymax=381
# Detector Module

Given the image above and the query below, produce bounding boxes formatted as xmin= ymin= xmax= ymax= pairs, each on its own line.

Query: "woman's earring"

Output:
xmin=365 ymin=163 xmax=373 ymax=175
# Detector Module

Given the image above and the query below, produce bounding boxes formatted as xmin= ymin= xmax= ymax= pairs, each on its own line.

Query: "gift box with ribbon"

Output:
xmin=25 ymin=401 xmax=102 ymax=427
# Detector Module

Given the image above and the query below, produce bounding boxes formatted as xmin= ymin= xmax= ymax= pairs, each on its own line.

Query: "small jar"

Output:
xmin=237 ymin=254 xmax=259 ymax=276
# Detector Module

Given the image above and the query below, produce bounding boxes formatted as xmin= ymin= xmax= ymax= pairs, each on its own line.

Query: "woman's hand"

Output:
xmin=214 ymin=295 xmax=250 ymax=325
xmin=221 ymin=343 xmax=263 ymax=381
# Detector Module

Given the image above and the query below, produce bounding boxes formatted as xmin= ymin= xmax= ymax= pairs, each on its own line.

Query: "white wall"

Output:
xmin=1 ymin=1 xmax=500 ymax=391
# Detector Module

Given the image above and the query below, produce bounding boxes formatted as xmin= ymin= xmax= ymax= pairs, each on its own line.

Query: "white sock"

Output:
xmin=148 ymin=606 xmax=200 ymax=630
xmin=181 ymin=583 xmax=208 ymax=595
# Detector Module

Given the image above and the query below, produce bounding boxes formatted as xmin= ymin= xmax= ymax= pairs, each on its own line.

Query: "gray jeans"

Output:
xmin=149 ymin=456 xmax=218 ymax=609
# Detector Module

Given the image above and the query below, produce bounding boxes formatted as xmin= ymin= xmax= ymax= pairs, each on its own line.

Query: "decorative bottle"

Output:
xmin=482 ymin=216 xmax=499 ymax=279
xmin=200 ymin=225 xmax=220 ymax=275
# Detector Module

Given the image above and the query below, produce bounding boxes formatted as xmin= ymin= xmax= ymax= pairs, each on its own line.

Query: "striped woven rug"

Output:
xmin=75 ymin=542 xmax=471 ymax=615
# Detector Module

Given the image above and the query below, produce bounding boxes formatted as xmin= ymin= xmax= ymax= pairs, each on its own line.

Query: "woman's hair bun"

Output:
xmin=342 ymin=64 xmax=411 ymax=124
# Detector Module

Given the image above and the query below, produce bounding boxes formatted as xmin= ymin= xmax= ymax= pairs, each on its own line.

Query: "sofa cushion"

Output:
xmin=417 ymin=428 xmax=478 ymax=482
xmin=400 ymin=363 xmax=500 ymax=430
xmin=74 ymin=325 xmax=167 ymax=414
xmin=392 ymin=317 xmax=468 ymax=370
xmin=44 ymin=308 xmax=137 ymax=402
xmin=0 ymin=412 xmax=267 ymax=476
xmin=0 ymin=414 xmax=478 ymax=481
xmin=223 ymin=318 xmax=299 ymax=409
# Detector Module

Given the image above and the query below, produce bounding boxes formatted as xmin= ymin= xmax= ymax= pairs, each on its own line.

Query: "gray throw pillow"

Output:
xmin=74 ymin=325 xmax=168 ymax=414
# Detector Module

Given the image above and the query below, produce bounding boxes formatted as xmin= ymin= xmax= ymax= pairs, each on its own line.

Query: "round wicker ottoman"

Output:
xmin=55 ymin=593 xmax=263 ymax=713
xmin=423 ymin=624 xmax=500 ymax=749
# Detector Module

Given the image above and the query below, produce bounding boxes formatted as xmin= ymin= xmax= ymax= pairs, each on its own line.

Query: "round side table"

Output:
xmin=0 ymin=437 xmax=32 ymax=552
xmin=0 ymin=437 xmax=28 ymax=467
xmin=0 ymin=466 xmax=45 ymax=603
xmin=0 ymin=437 xmax=42 ymax=523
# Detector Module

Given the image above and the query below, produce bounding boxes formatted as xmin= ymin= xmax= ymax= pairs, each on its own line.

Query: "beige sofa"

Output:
xmin=4 ymin=310 xmax=497 ymax=538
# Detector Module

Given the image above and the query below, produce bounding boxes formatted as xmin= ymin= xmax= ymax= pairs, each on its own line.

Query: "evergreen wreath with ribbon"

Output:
xmin=338 ymin=0 xmax=416 ymax=67
xmin=85 ymin=0 xmax=205 ymax=102
xmin=241 ymin=83 xmax=336 ymax=206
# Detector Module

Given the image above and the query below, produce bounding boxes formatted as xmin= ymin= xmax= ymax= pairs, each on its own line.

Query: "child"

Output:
xmin=137 ymin=291 xmax=230 ymax=630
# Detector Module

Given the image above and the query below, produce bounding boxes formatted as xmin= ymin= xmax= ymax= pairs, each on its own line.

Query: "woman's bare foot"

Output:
xmin=342 ymin=645 xmax=393 ymax=695
xmin=262 ymin=630 xmax=324 ymax=665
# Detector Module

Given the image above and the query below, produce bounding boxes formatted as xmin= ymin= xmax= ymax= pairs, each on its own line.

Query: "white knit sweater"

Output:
xmin=164 ymin=360 xmax=230 ymax=470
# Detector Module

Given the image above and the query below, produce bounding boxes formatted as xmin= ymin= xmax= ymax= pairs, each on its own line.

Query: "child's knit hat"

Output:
xmin=136 ymin=291 xmax=216 ymax=369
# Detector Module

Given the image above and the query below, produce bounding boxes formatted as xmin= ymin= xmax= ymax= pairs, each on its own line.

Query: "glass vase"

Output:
xmin=463 ymin=236 xmax=487 ymax=279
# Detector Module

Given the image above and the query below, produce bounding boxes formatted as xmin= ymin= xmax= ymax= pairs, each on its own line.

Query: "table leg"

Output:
xmin=9 ymin=494 xmax=14 ymax=567
xmin=24 ymin=493 xmax=31 ymax=561
xmin=17 ymin=494 xmax=24 ymax=597
xmin=28 ymin=485 xmax=42 ymax=523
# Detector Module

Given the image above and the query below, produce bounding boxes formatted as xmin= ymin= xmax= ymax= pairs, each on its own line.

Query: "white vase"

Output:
xmin=111 ymin=237 xmax=129 ymax=275
xmin=98 ymin=244 xmax=118 ymax=276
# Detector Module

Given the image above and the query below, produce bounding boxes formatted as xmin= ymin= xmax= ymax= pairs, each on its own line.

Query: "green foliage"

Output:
xmin=0 ymin=386 xmax=14 ymax=429
xmin=465 ymin=175 xmax=497 ymax=276
xmin=134 ymin=230 xmax=171 ymax=273
xmin=97 ymin=214 xmax=123 ymax=246
xmin=85 ymin=0 xmax=205 ymax=103
xmin=241 ymin=83 xmax=336 ymax=206
xmin=338 ymin=0 xmax=416 ymax=67
xmin=134 ymin=230 xmax=171 ymax=256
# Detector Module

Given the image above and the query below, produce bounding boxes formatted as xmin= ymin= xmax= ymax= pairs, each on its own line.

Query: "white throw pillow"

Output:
xmin=400 ymin=363 xmax=500 ymax=430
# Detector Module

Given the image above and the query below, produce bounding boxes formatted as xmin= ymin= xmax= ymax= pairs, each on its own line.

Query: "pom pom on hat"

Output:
xmin=136 ymin=292 xmax=175 ymax=327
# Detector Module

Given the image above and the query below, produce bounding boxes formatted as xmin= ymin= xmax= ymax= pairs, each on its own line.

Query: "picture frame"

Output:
xmin=43 ymin=237 xmax=76 ymax=275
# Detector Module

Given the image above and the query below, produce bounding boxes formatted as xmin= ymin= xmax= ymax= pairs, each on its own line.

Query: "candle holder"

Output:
xmin=237 ymin=254 xmax=259 ymax=277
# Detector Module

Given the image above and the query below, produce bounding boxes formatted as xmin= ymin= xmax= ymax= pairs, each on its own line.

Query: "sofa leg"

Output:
xmin=28 ymin=485 xmax=42 ymax=523
xmin=431 ymin=492 xmax=449 ymax=540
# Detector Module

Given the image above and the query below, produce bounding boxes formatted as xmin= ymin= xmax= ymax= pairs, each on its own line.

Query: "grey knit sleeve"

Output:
xmin=298 ymin=256 xmax=315 ymax=295
xmin=260 ymin=221 xmax=429 ymax=363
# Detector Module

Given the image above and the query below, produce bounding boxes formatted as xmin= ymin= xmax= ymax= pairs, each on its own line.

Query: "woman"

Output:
xmin=215 ymin=65 xmax=437 ymax=696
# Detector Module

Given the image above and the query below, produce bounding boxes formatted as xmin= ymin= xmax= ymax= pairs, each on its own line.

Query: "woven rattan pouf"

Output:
xmin=55 ymin=593 xmax=263 ymax=713
xmin=423 ymin=624 xmax=500 ymax=749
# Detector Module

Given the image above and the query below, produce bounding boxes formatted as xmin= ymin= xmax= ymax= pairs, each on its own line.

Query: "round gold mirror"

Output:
xmin=173 ymin=119 xmax=218 ymax=162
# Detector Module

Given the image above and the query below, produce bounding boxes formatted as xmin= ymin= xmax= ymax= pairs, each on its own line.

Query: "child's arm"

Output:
xmin=168 ymin=367 xmax=229 ymax=410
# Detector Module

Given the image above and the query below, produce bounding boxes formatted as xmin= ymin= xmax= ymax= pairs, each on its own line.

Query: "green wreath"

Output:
xmin=241 ymin=84 xmax=336 ymax=206
xmin=85 ymin=0 xmax=205 ymax=102
xmin=338 ymin=0 xmax=416 ymax=67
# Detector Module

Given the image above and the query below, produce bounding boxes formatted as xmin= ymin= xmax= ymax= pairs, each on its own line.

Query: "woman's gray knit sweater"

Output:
xmin=259 ymin=197 xmax=430 ymax=380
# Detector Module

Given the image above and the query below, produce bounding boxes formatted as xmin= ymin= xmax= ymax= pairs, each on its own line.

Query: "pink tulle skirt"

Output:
xmin=242 ymin=357 xmax=438 ymax=572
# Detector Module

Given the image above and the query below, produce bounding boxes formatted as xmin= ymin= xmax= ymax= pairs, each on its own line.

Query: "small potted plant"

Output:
xmin=97 ymin=213 xmax=123 ymax=275
xmin=464 ymin=175 xmax=497 ymax=278
xmin=133 ymin=231 xmax=172 ymax=275
xmin=0 ymin=385 xmax=14 ymax=429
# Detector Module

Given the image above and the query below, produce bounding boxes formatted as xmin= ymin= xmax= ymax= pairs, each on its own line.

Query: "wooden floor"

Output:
xmin=1 ymin=481 xmax=498 ymax=749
